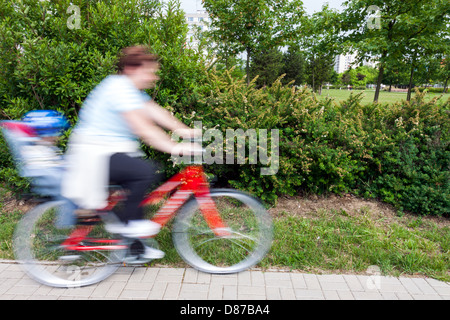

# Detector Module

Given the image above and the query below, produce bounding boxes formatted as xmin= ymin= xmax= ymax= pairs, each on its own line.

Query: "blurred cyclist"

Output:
xmin=1 ymin=110 xmax=76 ymax=228
xmin=61 ymin=46 xmax=200 ymax=259
xmin=8 ymin=110 xmax=69 ymax=197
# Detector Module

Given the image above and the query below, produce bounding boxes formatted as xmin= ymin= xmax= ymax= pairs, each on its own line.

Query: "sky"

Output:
xmin=179 ymin=0 xmax=346 ymax=14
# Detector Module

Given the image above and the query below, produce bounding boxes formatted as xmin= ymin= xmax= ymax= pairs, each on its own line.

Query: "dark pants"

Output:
xmin=109 ymin=153 xmax=162 ymax=224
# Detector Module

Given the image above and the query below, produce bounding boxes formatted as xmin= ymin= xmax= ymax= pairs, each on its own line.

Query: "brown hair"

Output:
xmin=116 ymin=46 xmax=159 ymax=74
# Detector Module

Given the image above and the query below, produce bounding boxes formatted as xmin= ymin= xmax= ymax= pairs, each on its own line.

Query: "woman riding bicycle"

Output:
xmin=61 ymin=46 xmax=200 ymax=259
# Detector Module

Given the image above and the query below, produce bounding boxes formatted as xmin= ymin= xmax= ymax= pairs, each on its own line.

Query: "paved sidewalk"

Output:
xmin=0 ymin=260 xmax=449 ymax=300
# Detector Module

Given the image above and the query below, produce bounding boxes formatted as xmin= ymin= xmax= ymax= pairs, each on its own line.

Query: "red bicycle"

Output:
xmin=13 ymin=164 xmax=273 ymax=288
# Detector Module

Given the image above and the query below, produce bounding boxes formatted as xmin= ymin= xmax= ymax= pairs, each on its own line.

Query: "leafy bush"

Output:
xmin=190 ymin=72 xmax=449 ymax=216
xmin=0 ymin=0 xmax=207 ymax=191
xmin=1 ymin=1 xmax=448 ymax=217
xmin=191 ymin=73 xmax=368 ymax=203
xmin=360 ymin=93 xmax=450 ymax=216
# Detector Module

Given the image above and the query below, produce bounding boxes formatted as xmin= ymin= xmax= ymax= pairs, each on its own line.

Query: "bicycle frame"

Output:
xmin=141 ymin=165 xmax=229 ymax=235
xmin=62 ymin=165 xmax=230 ymax=251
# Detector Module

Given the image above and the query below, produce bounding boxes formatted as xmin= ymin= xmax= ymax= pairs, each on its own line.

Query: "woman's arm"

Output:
xmin=143 ymin=100 xmax=200 ymax=138
xmin=122 ymin=108 xmax=200 ymax=155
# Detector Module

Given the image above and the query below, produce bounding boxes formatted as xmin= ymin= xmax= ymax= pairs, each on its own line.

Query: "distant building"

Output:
xmin=334 ymin=53 xmax=357 ymax=74
xmin=334 ymin=52 xmax=378 ymax=73
xmin=185 ymin=10 xmax=210 ymax=50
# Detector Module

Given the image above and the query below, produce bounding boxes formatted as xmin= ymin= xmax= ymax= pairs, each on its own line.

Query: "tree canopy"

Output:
xmin=339 ymin=0 xmax=450 ymax=101
xmin=202 ymin=0 xmax=305 ymax=85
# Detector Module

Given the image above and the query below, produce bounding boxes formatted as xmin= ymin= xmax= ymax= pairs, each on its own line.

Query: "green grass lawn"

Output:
xmin=140 ymin=199 xmax=450 ymax=282
xmin=316 ymin=89 xmax=449 ymax=105
xmin=265 ymin=205 xmax=449 ymax=282
xmin=1 ymin=192 xmax=449 ymax=282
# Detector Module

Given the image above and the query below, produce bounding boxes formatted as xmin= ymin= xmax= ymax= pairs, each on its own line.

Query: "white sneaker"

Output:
xmin=124 ymin=243 xmax=165 ymax=264
xmin=106 ymin=220 xmax=161 ymax=238
xmin=142 ymin=246 xmax=165 ymax=259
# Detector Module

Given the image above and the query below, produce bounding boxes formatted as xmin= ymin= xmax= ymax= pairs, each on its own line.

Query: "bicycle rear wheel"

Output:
xmin=172 ymin=189 xmax=273 ymax=274
xmin=14 ymin=201 xmax=127 ymax=288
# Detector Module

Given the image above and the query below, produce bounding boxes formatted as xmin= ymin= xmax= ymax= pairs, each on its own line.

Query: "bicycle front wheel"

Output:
xmin=172 ymin=189 xmax=273 ymax=274
xmin=13 ymin=201 xmax=127 ymax=288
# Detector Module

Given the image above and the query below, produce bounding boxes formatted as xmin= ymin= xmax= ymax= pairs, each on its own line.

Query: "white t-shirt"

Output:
xmin=62 ymin=75 xmax=150 ymax=209
xmin=75 ymin=75 xmax=150 ymax=141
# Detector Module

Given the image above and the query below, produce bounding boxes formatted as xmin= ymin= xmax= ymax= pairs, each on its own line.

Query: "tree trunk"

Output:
xmin=444 ymin=78 xmax=448 ymax=94
xmin=407 ymin=60 xmax=415 ymax=101
xmin=225 ymin=49 xmax=229 ymax=70
xmin=311 ymin=56 xmax=315 ymax=93
xmin=374 ymin=51 xmax=388 ymax=103
xmin=374 ymin=63 xmax=384 ymax=103
xmin=246 ymin=47 xmax=250 ymax=86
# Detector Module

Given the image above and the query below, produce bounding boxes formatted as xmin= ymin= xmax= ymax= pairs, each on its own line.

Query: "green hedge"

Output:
xmin=185 ymin=72 xmax=449 ymax=216
xmin=326 ymin=85 xmax=368 ymax=90
xmin=0 ymin=0 xmax=207 ymax=190
xmin=416 ymin=87 xmax=448 ymax=93
xmin=2 ymin=70 xmax=449 ymax=216
xmin=1 ymin=1 xmax=449 ymax=217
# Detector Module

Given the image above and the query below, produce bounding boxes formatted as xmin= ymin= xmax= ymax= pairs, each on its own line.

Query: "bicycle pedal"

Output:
xmin=123 ymin=255 xmax=151 ymax=265
xmin=58 ymin=255 xmax=81 ymax=262
xmin=75 ymin=209 xmax=97 ymax=217
xmin=76 ymin=215 xmax=101 ymax=225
